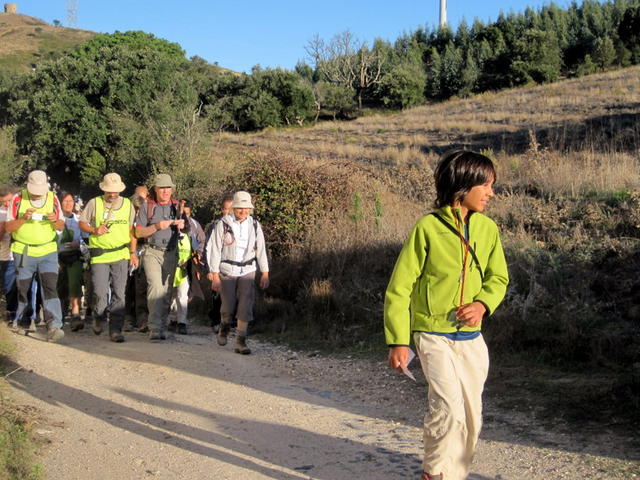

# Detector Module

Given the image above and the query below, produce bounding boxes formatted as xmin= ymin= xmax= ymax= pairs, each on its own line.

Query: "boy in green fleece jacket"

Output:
xmin=384 ymin=150 xmax=509 ymax=480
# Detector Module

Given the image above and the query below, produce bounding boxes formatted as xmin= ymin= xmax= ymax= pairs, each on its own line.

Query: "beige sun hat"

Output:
xmin=26 ymin=170 xmax=49 ymax=196
xmin=99 ymin=173 xmax=126 ymax=193
xmin=153 ymin=173 xmax=175 ymax=188
xmin=231 ymin=191 xmax=254 ymax=209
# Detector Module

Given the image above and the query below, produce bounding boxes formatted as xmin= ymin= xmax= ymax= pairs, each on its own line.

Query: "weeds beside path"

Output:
xmin=0 ymin=324 xmax=43 ymax=480
xmin=4 ymin=325 xmax=640 ymax=480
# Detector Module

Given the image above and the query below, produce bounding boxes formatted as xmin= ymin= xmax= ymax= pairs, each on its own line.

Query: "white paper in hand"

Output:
xmin=401 ymin=348 xmax=417 ymax=382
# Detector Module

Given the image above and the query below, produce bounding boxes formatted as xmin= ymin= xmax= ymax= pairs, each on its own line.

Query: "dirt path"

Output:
xmin=6 ymin=325 xmax=639 ymax=480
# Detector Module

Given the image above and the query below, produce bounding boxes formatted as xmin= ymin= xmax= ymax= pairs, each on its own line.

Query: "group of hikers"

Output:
xmin=1 ymin=149 xmax=510 ymax=480
xmin=0 ymin=170 xmax=269 ymax=355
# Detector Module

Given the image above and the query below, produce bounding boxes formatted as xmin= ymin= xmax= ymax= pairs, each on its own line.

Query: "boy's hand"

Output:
xmin=456 ymin=301 xmax=486 ymax=327
xmin=388 ymin=346 xmax=410 ymax=373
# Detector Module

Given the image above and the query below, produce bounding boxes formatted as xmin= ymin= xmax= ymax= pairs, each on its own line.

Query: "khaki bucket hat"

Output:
xmin=99 ymin=173 xmax=126 ymax=193
xmin=153 ymin=173 xmax=175 ymax=188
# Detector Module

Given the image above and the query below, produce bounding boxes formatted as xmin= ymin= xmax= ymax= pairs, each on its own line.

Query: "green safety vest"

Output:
xmin=11 ymin=190 xmax=58 ymax=258
xmin=89 ymin=196 xmax=131 ymax=264
xmin=173 ymin=234 xmax=192 ymax=287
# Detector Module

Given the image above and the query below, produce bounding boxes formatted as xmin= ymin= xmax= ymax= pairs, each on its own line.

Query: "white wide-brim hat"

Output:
xmin=26 ymin=170 xmax=49 ymax=196
xmin=232 ymin=191 xmax=254 ymax=209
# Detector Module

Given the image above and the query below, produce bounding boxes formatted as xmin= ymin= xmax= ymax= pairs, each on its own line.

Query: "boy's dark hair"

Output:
xmin=433 ymin=150 xmax=496 ymax=208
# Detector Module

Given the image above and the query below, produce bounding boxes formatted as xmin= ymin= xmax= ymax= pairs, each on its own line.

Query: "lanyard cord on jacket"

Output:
xmin=453 ymin=213 xmax=470 ymax=308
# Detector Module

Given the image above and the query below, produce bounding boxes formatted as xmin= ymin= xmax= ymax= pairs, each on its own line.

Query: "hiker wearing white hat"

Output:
xmin=79 ymin=173 xmax=138 ymax=343
xmin=205 ymin=191 xmax=269 ymax=355
xmin=4 ymin=170 xmax=65 ymax=342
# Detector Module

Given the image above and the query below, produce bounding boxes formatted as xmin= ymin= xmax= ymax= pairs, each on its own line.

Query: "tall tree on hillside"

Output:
xmin=511 ymin=29 xmax=563 ymax=84
xmin=592 ymin=36 xmax=617 ymax=70
xmin=618 ymin=5 xmax=640 ymax=63
xmin=377 ymin=44 xmax=426 ymax=109
xmin=306 ymin=31 xmax=386 ymax=109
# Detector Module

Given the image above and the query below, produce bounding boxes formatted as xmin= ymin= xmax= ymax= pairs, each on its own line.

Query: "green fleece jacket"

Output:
xmin=384 ymin=206 xmax=509 ymax=346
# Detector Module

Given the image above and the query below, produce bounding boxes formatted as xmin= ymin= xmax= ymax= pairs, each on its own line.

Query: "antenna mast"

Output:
xmin=66 ymin=0 xmax=78 ymax=28
xmin=439 ymin=0 xmax=447 ymax=28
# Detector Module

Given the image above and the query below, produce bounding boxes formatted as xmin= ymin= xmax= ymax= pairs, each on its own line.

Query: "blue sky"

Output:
xmin=19 ymin=0 xmax=575 ymax=73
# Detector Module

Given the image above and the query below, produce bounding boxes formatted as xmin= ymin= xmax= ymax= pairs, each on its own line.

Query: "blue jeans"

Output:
xmin=13 ymin=252 xmax=62 ymax=329
xmin=0 ymin=259 xmax=17 ymax=320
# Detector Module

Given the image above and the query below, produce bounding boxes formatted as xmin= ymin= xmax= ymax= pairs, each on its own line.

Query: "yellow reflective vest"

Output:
xmin=11 ymin=190 xmax=58 ymax=258
xmin=89 ymin=196 xmax=132 ymax=264
xmin=174 ymin=234 xmax=192 ymax=287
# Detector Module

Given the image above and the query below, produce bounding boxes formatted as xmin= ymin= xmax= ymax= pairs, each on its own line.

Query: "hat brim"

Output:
xmin=99 ymin=182 xmax=126 ymax=193
xmin=154 ymin=183 xmax=175 ymax=188
xmin=232 ymin=202 xmax=254 ymax=209
xmin=27 ymin=183 xmax=49 ymax=196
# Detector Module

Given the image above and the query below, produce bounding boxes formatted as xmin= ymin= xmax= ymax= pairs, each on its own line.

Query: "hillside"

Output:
xmin=217 ymin=65 xmax=639 ymax=192
xmin=188 ymin=66 xmax=640 ymax=436
xmin=0 ymin=12 xmax=94 ymax=72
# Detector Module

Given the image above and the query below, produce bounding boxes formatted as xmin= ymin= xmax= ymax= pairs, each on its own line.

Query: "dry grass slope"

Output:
xmin=0 ymin=13 xmax=94 ymax=72
xmin=191 ymin=66 xmax=639 ymax=438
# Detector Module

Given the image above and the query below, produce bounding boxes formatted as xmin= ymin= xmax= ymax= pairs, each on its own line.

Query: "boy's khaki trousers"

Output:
xmin=414 ymin=332 xmax=489 ymax=480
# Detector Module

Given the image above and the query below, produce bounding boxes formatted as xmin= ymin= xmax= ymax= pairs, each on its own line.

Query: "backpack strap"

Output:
xmin=431 ymin=212 xmax=484 ymax=282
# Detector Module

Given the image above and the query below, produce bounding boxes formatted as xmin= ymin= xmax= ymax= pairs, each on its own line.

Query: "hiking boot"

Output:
xmin=217 ymin=323 xmax=230 ymax=346
xmin=110 ymin=331 xmax=125 ymax=343
xmin=177 ymin=323 xmax=188 ymax=335
xmin=92 ymin=317 xmax=105 ymax=335
xmin=149 ymin=330 xmax=163 ymax=342
xmin=70 ymin=315 xmax=84 ymax=332
xmin=168 ymin=321 xmax=178 ymax=333
xmin=422 ymin=473 xmax=443 ymax=480
xmin=47 ymin=328 xmax=65 ymax=343
xmin=234 ymin=335 xmax=251 ymax=355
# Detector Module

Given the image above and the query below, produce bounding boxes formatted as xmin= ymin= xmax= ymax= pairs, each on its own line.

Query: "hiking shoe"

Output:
xmin=137 ymin=325 xmax=149 ymax=333
xmin=92 ymin=318 xmax=105 ymax=335
xmin=177 ymin=323 xmax=188 ymax=335
xmin=149 ymin=331 xmax=163 ymax=342
xmin=422 ymin=473 xmax=443 ymax=480
xmin=110 ymin=332 xmax=125 ymax=343
xmin=28 ymin=318 xmax=37 ymax=332
xmin=47 ymin=328 xmax=65 ymax=343
xmin=217 ymin=323 xmax=229 ymax=346
xmin=234 ymin=335 xmax=251 ymax=355
xmin=167 ymin=321 xmax=177 ymax=333
xmin=70 ymin=315 xmax=84 ymax=332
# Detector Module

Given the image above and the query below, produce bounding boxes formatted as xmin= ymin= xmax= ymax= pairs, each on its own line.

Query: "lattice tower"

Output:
xmin=66 ymin=0 xmax=78 ymax=28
